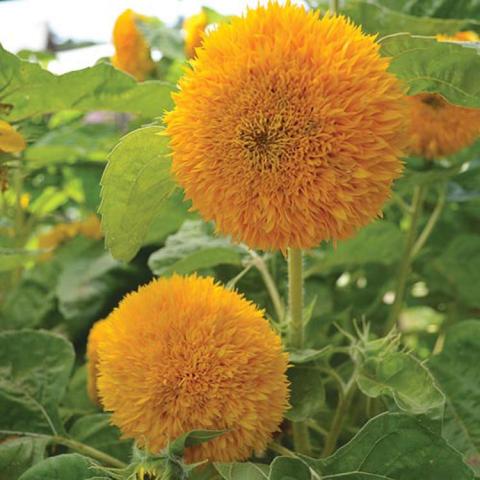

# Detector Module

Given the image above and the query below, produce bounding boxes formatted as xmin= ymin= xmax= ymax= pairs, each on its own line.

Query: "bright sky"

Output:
xmin=0 ymin=0 xmax=304 ymax=73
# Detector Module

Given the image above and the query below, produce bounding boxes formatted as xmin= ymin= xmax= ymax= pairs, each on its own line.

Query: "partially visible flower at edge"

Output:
xmin=0 ymin=120 xmax=26 ymax=153
xmin=112 ymin=9 xmax=155 ymax=81
xmin=87 ymin=317 xmax=110 ymax=405
xmin=183 ymin=10 xmax=208 ymax=59
xmin=96 ymin=274 xmax=289 ymax=463
xmin=407 ymin=31 xmax=480 ymax=160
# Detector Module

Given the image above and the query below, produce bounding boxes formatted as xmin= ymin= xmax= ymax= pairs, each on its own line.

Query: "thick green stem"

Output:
xmin=269 ymin=440 xmax=297 ymax=458
xmin=387 ymin=185 xmax=427 ymax=330
xmin=330 ymin=0 xmax=340 ymax=13
xmin=322 ymin=379 xmax=356 ymax=457
xmin=288 ymin=248 xmax=311 ymax=455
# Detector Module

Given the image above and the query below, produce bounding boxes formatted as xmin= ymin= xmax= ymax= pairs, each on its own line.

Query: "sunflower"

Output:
xmin=86 ymin=318 xmax=110 ymax=405
xmin=165 ymin=2 xmax=408 ymax=251
xmin=183 ymin=10 xmax=208 ymax=59
xmin=97 ymin=275 xmax=289 ymax=462
xmin=112 ymin=9 xmax=155 ymax=81
xmin=0 ymin=120 xmax=26 ymax=153
xmin=407 ymin=31 xmax=480 ymax=160
xmin=38 ymin=215 xmax=103 ymax=255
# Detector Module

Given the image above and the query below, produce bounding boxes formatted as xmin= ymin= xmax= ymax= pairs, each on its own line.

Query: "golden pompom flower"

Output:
xmin=97 ymin=275 xmax=289 ymax=462
xmin=86 ymin=318 xmax=110 ymax=405
xmin=0 ymin=120 xmax=26 ymax=153
xmin=183 ymin=10 xmax=208 ymax=58
xmin=407 ymin=31 xmax=480 ymax=159
xmin=112 ymin=9 xmax=155 ymax=81
xmin=165 ymin=2 xmax=408 ymax=251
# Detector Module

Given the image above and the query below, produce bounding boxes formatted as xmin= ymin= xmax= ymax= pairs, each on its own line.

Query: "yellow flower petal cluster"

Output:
xmin=407 ymin=31 xmax=480 ymax=160
xmin=95 ymin=275 xmax=289 ymax=462
xmin=38 ymin=215 xmax=103 ymax=254
xmin=165 ymin=2 xmax=408 ymax=251
xmin=112 ymin=9 xmax=155 ymax=81
xmin=183 ymin=10 xmax=208 ymax=59
xmin=0 ymin=120 xmax=26 ymax=153
xmin=86 ymin=318 xmax=109 ymax=405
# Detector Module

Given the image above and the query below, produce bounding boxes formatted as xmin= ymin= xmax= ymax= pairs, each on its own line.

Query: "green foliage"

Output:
xmin=0 ymin=45 xmax=174 ymax=121
xmin=0 ymin=248 xmax=40 ymax=272
xmin=0 ymin=330 xmax=74 ymax=435
xmin=375 ymin=0 xmax=480 ymax=19
xmin=215 ymin=463 xmax=270 ymax=480
xmin=168 ymin=429 xmax=226 ymax=457
xmin=304 ymin=413 xmax=474 ymax=479
xmin=18 ymin=453 xmax=104 ymax=480
xmin=381 ymin=34 xmax=480 ymax=108
xmin=148 ymin=220 xmax=244 ymax=276
xmin=100 ymin=126 xmax=177 ymax=261
xmin=0 ymin=437 xmax=48 ymax=480
xmin=269 ymin=457 xmax=311 ymax=480
xmin=429 ymin=320 xmax=480 ymax=474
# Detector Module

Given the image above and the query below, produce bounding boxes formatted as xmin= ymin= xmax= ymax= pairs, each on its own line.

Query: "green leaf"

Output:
xmin=432 ymin=235 xmax=480 ymax=308
xmin=269 ymin=457 xmax=310 ymax=480
xmin=285 ymin=365 xmax=325 ymax=422
xmin=356 ymin=350 xmax=445 ymax=417
xmin=344 ymin=1 xmax=471 ymax=37
xmin=381 ymin=34 xmax=480 ymax=108
xmin=0 ymin=45 xmax=174 ymax=121
xmin=288 ymin=347 xmax=331 ymax=364
xmin=168 ymin=429 xmax=226 ymax=457
xmin=69 ymin=414 xmax=132 ymax=463
xmin=0 ymin=248 xmax=40 ymax=272
xmin=18 ymin=453 xmax=104 ymax=480
xmin=61 ymin=365 xmax=97 ymax=417
xmin=0 ymin=437 xmax=48 ymax=480
xmin=137 ymin=18 xmax=185 ymax=60
xmin=429 ymin=320 xmax=480 ymax=474
xmin=302 ymin=413 xmax=474 ymax=480
xmin=0 ymin=330 xmax=74 ymax=435
xmin=148 ymin=220 xmax=244 ymax=276
xmin=306 ymin=221 xmax=403 ymax=276
xmin=215 ymin=463 xmax=269 ymax=480
xmin=100 ymin=126 xmax=177 ymax=261
xmin=375 ymin=0 xmax=480 ymax=19
xmin=55 ymin=239 xmax=140 ymax=338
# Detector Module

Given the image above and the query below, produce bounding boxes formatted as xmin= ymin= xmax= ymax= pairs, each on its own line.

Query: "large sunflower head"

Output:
xmin=112 ymin=9 xmax=155 ymax=81
xmin=183 ymin=10 xmax=208 ymax=59
xmin=97 ymin=275 xmax=289 ymax=462
xmin=407 ymin=31 xmax=480 ymax=160
xmin=165 ymin=2 xmax=408 ymax=251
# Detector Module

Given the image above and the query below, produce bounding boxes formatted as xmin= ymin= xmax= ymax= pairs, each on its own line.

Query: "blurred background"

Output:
xmin=0 ymin=0 xmax=302 ymax=73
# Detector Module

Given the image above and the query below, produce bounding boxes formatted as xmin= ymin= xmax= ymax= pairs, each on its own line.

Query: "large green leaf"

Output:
xmin=148 ymin=220 xmax=244 ymax=276
xmin=0 ymin=44 xmax=173 ymax=121
xmin=344 ymin=1 xmax=471 ymax=37
xmin=432 ymin=235 xmax=480 ymax=308
xmin=18 ymin=454 xmax=104 ymax=480
xmin=306 ymin=221 xmax=403 ymax=276
xmin=302 ymin=413 xmax=474 ymax=480
xmin=0 ymin=330 xmax=74 ymax=435
xmin=381 ymin=34 xmax=480 ymax=108
xmin=69 ymin=414 xmax=132 ymax=463
xmin=100 ymin=126 xmax=177 ymax=261
xmin=356 ymin=350 xmax=445 ymax=417
xmin=0 ymin=437 xmax=48 ymax=480
xmin=429 ymin=320 xmax=480 ymax=474
xmin=269 ymin=457 xmax=311 ymax=480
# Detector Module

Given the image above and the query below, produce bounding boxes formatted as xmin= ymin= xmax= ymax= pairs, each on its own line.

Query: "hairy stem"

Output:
xmin=288 ymin=248 xmax=311 ymax=455
xmin=387 ymin=184 xmax=427 ymax=330
xmin=269 ymin=440 xmax=297 ymax=458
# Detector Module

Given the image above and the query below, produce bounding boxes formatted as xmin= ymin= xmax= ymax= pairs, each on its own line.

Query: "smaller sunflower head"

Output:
xmin=0 ymin=120 xmax=26 ymax=153
xmin=112 ymin=9 xmax=155 ymax=81
xmin=86 ymin=318 xmax=110 ymax=405
xmin=183 ymin=10 xmax=208 ymax=59
xmin=38 ymin=215 xmax=103 ymax=256
xmin=97 ymin=275 xmax=289 ymax=462
xmin=407 ymin=31 xmax=480 ymax=160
